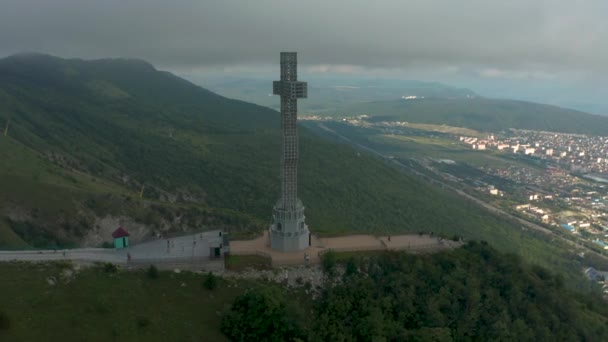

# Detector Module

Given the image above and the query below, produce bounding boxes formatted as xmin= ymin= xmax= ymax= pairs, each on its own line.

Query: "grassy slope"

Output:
xmin=0 ymin=136 xmax=120 ymax=248
xmin=0 ymin=219 xmax=27 ymax=248
xmin=0 ymin=262 xmax=264 ymax=341
xmin=0 ymin=54 xmax=603 ymax=290
xmin=1 ymin=247 xmax=606 ymax=341
xmin=343 ymin=97 xmax=608 ymax=135
xmin=0 ymin=134 xmax=266 ymax=248
xmin=0 ymin=54 xmax=542 ymax=249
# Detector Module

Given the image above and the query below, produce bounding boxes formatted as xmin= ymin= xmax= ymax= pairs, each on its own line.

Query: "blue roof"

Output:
xmin=561 ymin=224 xmax=575 ymax=232
xmin=593 ymin=239 xmax=607 ymax=247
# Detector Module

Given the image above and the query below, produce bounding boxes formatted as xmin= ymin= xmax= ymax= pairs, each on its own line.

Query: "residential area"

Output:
xmin=456 ymin=129 xmax=608 ymax=251
xmin=303 ymin=115 xmax=608 ymax=297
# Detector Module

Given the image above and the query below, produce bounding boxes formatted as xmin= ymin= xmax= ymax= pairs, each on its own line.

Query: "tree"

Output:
xmin=344 ymin=257 xmax=358 ymax=277
xmin=221 ymin=288 xmax=303 ymax=342
xmin=0 ymin=310 xmax=10 ymax=331
xmin=202 ymin=272 xmax=217 ymax=290
xmin=146 ymin=265 xmax=159 ymax=279
xmin=321 ymin=251 xmax=336 ymax=276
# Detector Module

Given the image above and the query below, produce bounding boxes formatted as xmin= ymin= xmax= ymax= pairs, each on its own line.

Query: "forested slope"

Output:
xmin=223 ymin=243 xmax=608 ymax=341
xmin=0 ymin=54 xmax=523 ymax=248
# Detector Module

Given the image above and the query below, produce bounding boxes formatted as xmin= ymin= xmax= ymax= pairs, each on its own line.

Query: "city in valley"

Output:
xmin=303 ymin=115 xmax=608 ymax=262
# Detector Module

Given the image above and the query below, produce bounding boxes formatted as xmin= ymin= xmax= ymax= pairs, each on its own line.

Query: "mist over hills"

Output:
xmin=193 ymin=73 xmax=608 ymax=136
xmin=192 ymin=75 xmax=476 ymax=114
xmin=344 ymin=97 xmax=608 ymax=135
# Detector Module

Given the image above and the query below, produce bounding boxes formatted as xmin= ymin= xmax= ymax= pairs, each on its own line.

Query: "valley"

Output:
xmin=304 ymin=116 xmax=608 ymax=291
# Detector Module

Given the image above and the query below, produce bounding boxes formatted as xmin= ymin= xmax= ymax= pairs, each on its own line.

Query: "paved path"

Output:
xmin=0 ymin=231 xmax=222 ymax=270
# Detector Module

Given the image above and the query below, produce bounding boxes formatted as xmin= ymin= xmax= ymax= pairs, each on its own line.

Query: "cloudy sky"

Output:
xmin=1 ymin=0 xmax=607 ymax=113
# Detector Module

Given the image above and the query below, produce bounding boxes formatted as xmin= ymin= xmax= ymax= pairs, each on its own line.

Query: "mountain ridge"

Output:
xmin=194 ymin=75 xmax=477 ymax=113
xmin=342 ymin=97 xmax=608 ymax=135
xmin=0 ymin=53 xmax=509 ymax=249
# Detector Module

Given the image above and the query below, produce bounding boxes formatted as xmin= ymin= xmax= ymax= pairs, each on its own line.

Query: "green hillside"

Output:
xmin=2 ymin=245 xmax=606 ymax=341
xmin=343 ymin=97 xmax=608 ymax=135
xmin=0 ymin=54 xmax=516 ymax=249
xmin=225 ymin=244 xmax=608 ymax=341
xmin=1 ymin=54 xmax=607 ymax=290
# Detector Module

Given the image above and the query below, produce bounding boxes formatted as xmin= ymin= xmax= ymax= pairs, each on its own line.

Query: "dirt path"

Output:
xmin=230 ymin=231 xmax=459 ymax=266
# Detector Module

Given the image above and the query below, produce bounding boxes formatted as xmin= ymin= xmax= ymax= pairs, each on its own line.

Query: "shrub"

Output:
xmin=0 ymin=311 xmax=10 ymax=331
xmin=304 ymin=281 xmax=312 ymax=291
xmin=146 ymin=265 xmax=159 ymax=279
xmin=321 ymin=250 xmax=336 ymax=276
xmin=345 ymin=257 xmax=358 ymax=277
xmin=93 ymin=300 xmax=110 ymax=315
xmin=54 ymin=260 xmax=73 ymax=270
xmin=103 ymin=263 xmax=118 ymax=273
xmin=136 ymin=316 xmax=150 ymax=329
xmin=203 ymin=272 xmax=217 ymax=290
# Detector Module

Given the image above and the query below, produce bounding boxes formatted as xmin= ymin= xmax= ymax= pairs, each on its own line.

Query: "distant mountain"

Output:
xmin=190 ymin=75 xmax=476 ymax=114
xmin=0 ymin=53 xmax=502 ymax=249
xmin=342 ymin=97 xmax=608 ymax=135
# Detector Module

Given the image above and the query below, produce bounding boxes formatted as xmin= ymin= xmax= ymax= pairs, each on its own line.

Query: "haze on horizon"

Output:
xmin=1 ymin=0 xmax=607 ymax=114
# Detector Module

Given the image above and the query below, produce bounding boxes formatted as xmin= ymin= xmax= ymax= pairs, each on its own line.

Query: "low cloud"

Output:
xmin=0 ymin=0 xmax=606 ymax=76
xmin=479 ymin=69 xmax=557 ymax=80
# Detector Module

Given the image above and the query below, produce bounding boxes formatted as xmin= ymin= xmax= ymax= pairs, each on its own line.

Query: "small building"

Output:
xmin=593 ymin=239 xmax=608 ymax=250
xmin=112 ymin=227 xmax=130 ymax=249
xmin=198 ymin=230 xmax=228 ymax=258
